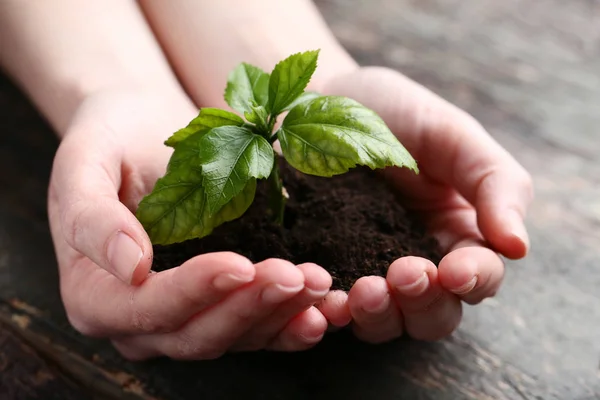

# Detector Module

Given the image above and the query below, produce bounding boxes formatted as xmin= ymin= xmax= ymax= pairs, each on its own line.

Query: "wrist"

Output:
xmin=54 ymin=72 xmax=186 ymax=139
xmin=0 ymin=0 xmax=187 ymax=138
xmin=61 ymin=84 xmax=197 ymax=145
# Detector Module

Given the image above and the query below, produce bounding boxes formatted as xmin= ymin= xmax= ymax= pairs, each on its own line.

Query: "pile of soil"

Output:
xmin=152 ymin=162 xmax=443 ymax=291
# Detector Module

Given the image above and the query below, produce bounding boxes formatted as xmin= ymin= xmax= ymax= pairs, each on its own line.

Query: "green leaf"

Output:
xmin=164 ymin=108 xmax=244 ymax=147
xmin=198 ymin=125 xmax=274 ymax=214
xmin=281 ymin=91 xmax=321 ymax=112
xmin=267 ymin=50 xmax=319 ymax=116
xmin=224 ymin=63 xmax=270 ymax=115
xmin=244 ymin=104 xmax=270 ymax=133
xmin=166 ymin=130 xmax=205 ymax=172
xmin=278 ymin=96 xmax=418 ymax=177
xmin=212 ymin=179 xmax=257 ymax=227
xmin=136 ymin=137 xmax=256 ymax=245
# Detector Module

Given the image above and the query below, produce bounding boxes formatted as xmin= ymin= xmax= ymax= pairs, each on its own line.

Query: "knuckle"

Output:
xmin=234 ymin=305 xmax=263 ymax=322
xmin=60 ymin=199 xmax=91 ymax=250
xmin=172 ymin=333 xmax=226 ymax=360
xmin=131 ymin=310 xmax=157 ymax=332
xmin=128 ymin=290 xmax=178 ymax=333
xmin=131 ymin=311 xmax=177 ymax=333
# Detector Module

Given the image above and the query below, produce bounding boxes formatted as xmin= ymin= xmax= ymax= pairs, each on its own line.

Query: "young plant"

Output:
xmin=136 ymin=50 xmax=419 ymax=245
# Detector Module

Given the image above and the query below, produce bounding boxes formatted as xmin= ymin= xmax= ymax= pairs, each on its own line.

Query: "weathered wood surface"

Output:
xmin=0 ymin=317 xmax=82 ymax=400
xmin=0 ymin=0 xmax=599 ymax=399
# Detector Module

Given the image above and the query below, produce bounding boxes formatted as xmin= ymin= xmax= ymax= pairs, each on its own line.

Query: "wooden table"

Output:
xmin=1 ymin=1 xmax=599 ymax=398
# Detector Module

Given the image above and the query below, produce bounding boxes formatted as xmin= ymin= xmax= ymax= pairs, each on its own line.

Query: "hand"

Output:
xmin=47 ymin=88 xmax=331 ymax=360
xmin=315 ymin=67 xmax=533 ymax=342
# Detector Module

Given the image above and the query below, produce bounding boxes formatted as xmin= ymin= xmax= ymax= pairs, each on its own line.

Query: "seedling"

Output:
xmin=136 ymin=50 xmax=419 ymax=245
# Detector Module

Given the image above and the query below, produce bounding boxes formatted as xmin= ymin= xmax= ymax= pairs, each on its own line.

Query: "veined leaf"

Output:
xmin=136 ymin=135 xmax=256 ymax=245
xmin=281 ymin=91 xmax=320 ymax=112
xmin=224 ymin=63 xmax=270 ymax=115
xmin=198 ymin=125 xmax=274 ymax=214
xmin=278 ymin=96 xmax=418 ymax=176
xmin=267 ymin=50 xmax=319 ymax=116
xmin=166 ymin=130 xmax=204 ymax=172
xmin=164 ymin=108 xmax=244 ymax=147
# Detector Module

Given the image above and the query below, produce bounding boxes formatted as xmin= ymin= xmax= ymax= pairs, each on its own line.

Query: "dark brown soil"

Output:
xmin=152 ymin=161 xmax=443 ymax=291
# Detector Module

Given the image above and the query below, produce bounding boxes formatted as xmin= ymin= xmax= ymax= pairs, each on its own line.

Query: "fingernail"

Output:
xmin=395 ymin=272 xmax=429 ymax=296
xmin=450 ymin=276 xmax=478 ymax=295
xmin=213 ymin=272 xmax=254 ymax=291
xmin=508 ymin=210 xmax=530 ymax=250
xmin=299 ymin=332 xmax=324 ymax=344
xmin=107 ymin=231 xmax=143 ymax=283
xmin=363 ymin=294 xmax=391 ymax=313
xmin=305 ymin=287 xmax=330 ymax=298
xmin=261 ymin=283 xmax=304 ymax=303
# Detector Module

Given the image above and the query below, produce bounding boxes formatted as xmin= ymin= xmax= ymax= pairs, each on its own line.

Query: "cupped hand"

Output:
xmin=47 ymin=88 xmax=331 ymax=360
xmin=316 ymin=67 xmax=533 ymax=342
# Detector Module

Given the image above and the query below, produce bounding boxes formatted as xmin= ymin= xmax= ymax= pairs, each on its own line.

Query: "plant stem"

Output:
xmin=268 ymin=154 xmax=287 ymax=225
xmin=268 ymin=131 xmax=278 ymax=145
xmin=267 ymin=115 xmax=277 ymax=135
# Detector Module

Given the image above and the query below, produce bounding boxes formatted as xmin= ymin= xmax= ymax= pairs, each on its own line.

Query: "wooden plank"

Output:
xmin=0 ymin=320 xmax=84 ymax=400
xmin=0 ymin=297 xmax=562 ymax=400
xmin=0 ymin=303 xmax=156 ymax=400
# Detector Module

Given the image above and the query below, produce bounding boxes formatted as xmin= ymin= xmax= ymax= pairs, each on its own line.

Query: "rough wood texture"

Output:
xmin=0 ymin=319 xmax=83 ymax=400
xmin=1 ymin=0 xmax=599 ymax=399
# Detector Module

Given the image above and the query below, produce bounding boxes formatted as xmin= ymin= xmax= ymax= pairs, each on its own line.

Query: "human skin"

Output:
xmin=0 ymin=0 xmax=532 ymax=358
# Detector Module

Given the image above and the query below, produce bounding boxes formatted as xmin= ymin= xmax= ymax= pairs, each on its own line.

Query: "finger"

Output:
xmin=267 ymin=306 xmax=328 ymax=352
xmin=317 ymin=290 xmax=351 ymax=328
xmin=418 ymin=206 xmax=506 ymax=304
xmin=231 ymin=263 xmax=331 ymax=352
xmin=424 ymin=205 xmax=487 ymax=254
xmin=112 ymin=306 xmax=328 ymax=359
xmin=416 ymin=103 xmax=533 ymax=259
xmin=387 ymin=256 xmax=462 ymax=341
xmin=117 ymin=258 xmax=305 ymax=360
xmin=62 ymin=251 xmax=260 ymax=337
xmin=348 ymin=276 xmax=403 ymax=344
xmin=50 ymin=134 xmax=152 ymax=285
xmin=438 ymin=246 xmax=505 ymax=305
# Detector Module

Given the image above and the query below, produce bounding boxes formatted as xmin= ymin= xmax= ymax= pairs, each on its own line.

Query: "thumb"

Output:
xmin=50 ymin=134 xmax=153 ymax=285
